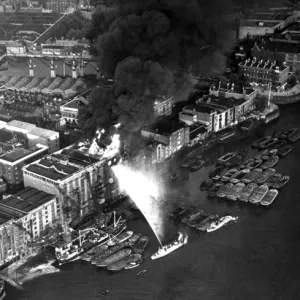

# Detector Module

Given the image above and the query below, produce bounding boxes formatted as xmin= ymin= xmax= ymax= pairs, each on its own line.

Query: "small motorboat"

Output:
xmin=137 ymin=269 xmax=147 ymax=276
xmin=249 ymin=184 xmax=269 ymax=204
xmin=238 ymin=182 xmax=258 ymax=202
xmin=217 ymin=183 xmax=234 ymax=198
xmin=279 ymin=128 xmax=298 ymax=140
xmin=227 ymin=182 xmax=246 ymax=201
xmin=239 ymin=118 xmax=254 ymax=132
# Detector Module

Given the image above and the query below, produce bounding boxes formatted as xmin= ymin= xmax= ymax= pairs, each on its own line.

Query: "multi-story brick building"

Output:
xmin=141 ymin=116 xmax=189 ymax=163
xmin=180 ymin=83 xmax=257 ymax=133
xmin=153 ymin=96 xmax=173 ymax=118
xmin=238 ymin=58 xmax=289 ymax=87
xmin=0 ymin=187 xmax=59 ymax=267
xmin=47 ymin=0 xmax=77 ymax=13
xmin=23 ymin=139 xmax=120 ymax=221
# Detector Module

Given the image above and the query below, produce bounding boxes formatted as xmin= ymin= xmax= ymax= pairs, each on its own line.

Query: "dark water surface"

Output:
xmin=6 ymin=103 xmax=300 ymax=300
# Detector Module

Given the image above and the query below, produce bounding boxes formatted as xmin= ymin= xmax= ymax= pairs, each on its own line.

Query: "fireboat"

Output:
xmin=151 ymin=232 xmax=188 ymax=260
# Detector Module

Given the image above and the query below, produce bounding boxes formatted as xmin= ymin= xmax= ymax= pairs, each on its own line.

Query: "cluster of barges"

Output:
xmin=170 ymin=207 xmax=238 ymax=233
xmin=201 ymin=128 xmax=299 ymax=206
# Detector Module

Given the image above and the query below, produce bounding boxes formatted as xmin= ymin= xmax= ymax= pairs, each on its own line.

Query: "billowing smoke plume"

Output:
xmin=79 ymin=0 xmax=235 ymax=151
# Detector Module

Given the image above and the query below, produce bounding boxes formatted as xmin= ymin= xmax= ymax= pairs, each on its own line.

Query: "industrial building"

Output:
xmin=23 ymin=139 xmax=121 ymax=224
xmin=0 ymin=187 xmax=59 ymax=268
xmin=0 ymin=124 xmax=49 ymax=189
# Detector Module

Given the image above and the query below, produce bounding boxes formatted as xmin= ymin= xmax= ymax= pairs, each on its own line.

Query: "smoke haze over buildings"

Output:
xmin=79 ymin=0 xmax=236 ymax=150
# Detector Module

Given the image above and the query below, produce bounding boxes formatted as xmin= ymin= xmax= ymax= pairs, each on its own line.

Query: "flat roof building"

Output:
xmin=0 ymin=187 xmax=59 ymax=266
xmin=23 ymin=138 xmax=121 ymax=222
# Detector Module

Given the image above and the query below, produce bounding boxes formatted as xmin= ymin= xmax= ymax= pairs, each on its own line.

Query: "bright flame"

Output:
xmin=103 ymin=133 xmax=120 ymax=158
xmin=112 ymin=164 xmax=164 ymax=246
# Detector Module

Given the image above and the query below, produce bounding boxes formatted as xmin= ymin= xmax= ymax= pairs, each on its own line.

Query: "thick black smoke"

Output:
xmin=79 ymin=0 xmax=235 ymax=151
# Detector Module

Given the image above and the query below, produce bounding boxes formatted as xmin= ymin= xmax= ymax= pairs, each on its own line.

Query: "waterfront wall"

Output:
xmin=257 ymin=83 xmax=300 ymax=105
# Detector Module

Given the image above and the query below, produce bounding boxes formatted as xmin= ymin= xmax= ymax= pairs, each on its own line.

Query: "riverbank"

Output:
xmin=1 ymin=247 xmax=60 ymax=286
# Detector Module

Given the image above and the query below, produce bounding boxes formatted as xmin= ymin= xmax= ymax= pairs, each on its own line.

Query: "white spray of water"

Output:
xmin=112 ymin=164 xmax=164 ymax=247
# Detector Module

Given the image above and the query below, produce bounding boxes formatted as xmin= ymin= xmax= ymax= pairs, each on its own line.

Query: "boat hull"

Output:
xmin=260 ymin=189 xmax=278 ymax=206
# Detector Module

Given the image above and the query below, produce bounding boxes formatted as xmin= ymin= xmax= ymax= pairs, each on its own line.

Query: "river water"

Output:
xmin=5 ymin=97 xmax=300 ymax=298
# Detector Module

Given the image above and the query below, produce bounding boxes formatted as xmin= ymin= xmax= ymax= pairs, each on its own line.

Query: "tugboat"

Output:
xmin=107 ymin=254 xmax=142 ymax=271
xmin=206 ymin=216 xmax=238 ymax=232
xmin=0 ymin=279 xmax=5 ymax=300
xmin=151 ymin=232 xmax=188 ymax=260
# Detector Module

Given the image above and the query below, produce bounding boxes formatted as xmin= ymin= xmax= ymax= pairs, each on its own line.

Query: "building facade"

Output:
xmin=6 ymin=40 xmax=27 ymax=54
xmin=60 ymin=98 xmax=80 ymax=126
xmin=23 ymin=141 xmax=120 ymax=222
xmin=238 ymin=58 xmax=289 ymax=87
xmin=141 ymin=118 xmax=189 ymax=163
xmin=153 ymin=96 xmax=173 ymax=118
xmin=0 ymin=144 xmax=48 ymax=189
xmin=5 ymin=120 xmax=60 ymax=153
xmin=180 ymin=84 xmax=257 ymax=133
xmin=0 ymin=187 xmax=59 ymax=267
xmin=47 ymin=0 xmax=77 ymax=13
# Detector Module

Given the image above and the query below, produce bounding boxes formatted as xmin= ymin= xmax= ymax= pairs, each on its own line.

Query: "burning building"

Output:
xmin=79 ymin=0 xmax=235 ymax=154
xmin=22 ymin=134 xmax=121 ymax=225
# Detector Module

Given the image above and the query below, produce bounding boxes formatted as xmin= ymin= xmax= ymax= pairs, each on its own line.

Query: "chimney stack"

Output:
xmin=231 ymin=83 xmax=235 ymax=92
xmin=72 ymin=61 xmax=77 ymax=79
xmin=96 ymin=67 xmax=100 ymax=80
xmin=50 ymin=60 xmax=56 ymax=78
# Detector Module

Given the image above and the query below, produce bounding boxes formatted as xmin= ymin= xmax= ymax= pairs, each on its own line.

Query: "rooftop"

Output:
xmin=239 ymin=58 xmax=287 ymax=71
xmin=253 ymin=39 xmax=300 ymax=54
xmin=24 ymin=141 xmax=107 ymax=181
xmin=190 ymin=125 xmax=207 ymax=140
xmin=61 ymin=98 xmax=81 ymax=109
xmin=247 ymin=11 xmax=290 ymax=21
xmin=241 ymin=20 xmax=281 ymax=28
xmin=0 ymin=147 xmax=32 ymax=162
xmin=145 ymin=116 xmax=186 ymax=136
xmin=210 ymin=83 xmax=255 ymax=95
xmin=30 ymin=127 xmax=58 ymax=138
xmin=7 ymin=120 xmax=37 ymax=131
xmin=0 ymin=187 xmax=55 ymax=225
